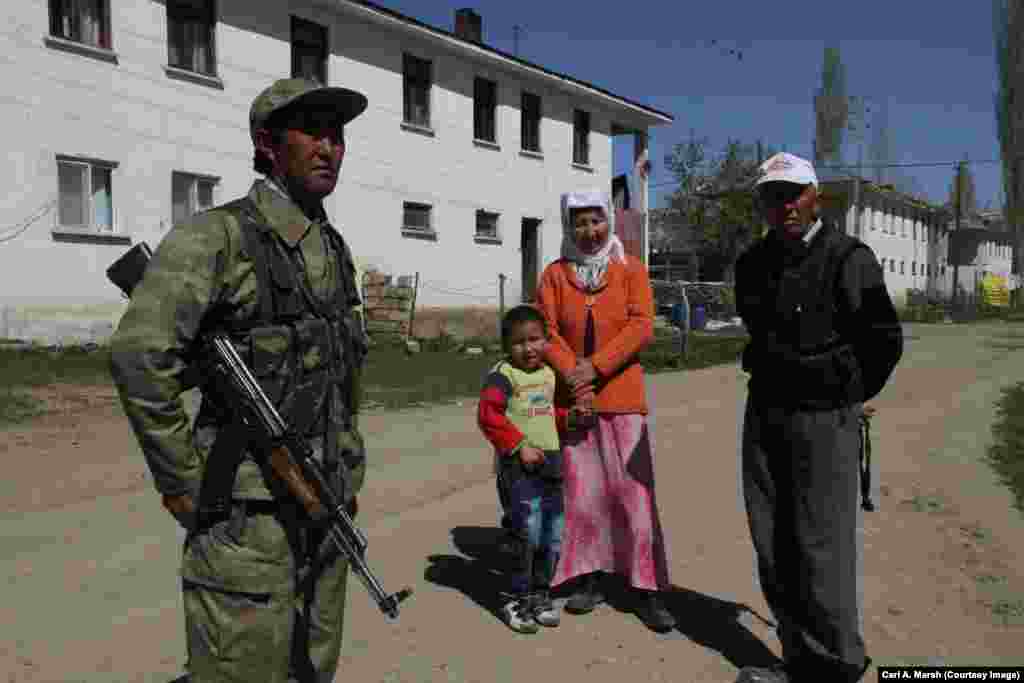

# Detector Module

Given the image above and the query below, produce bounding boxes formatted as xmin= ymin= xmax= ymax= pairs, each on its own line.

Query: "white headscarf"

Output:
xmin=560 ymin=189 xmax=626 ymax=291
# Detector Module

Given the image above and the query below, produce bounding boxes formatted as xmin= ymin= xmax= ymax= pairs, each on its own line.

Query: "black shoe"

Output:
xmin=565 ymin=573 xmax=605 ymax=614
xmin=634 ymin=590 xmax=676 ymax=632
xmin=734 ymin=665 xmax=790 ymax=683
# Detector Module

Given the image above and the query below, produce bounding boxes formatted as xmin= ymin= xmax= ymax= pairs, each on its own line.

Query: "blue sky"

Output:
xmin=379 ymin=0 xmax=1006 ymax=211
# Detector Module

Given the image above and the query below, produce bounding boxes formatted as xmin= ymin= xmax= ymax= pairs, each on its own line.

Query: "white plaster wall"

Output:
xmin=0 ymin=0 xmax=630 ymax=342
xmin=854 ymin=200 xmax=1011 ymax=307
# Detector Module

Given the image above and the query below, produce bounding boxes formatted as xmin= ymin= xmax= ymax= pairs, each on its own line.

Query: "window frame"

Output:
xmin=48 ymin=0 xmax=112 ymax=50
xmin=291 ymin=15 xmax=328 ymax=85
xmin=473 ymin=77 xmax=498 ymax=144
xmin=402 ymin=201 xmax=435 ymax=237
xmin=402 ymin=53 xmax=433 ymax=130
xmin=474 ymin=209 xmax=501 ymax=243
xmin=171 ymin=171 xmax=219 ymax=226
xmin=55 ymin=154 xmax=118 ymax=234
xmin=521 ymin=91 xmax=542 ymax=154
xmin=572 ymin=108 xmax=591 ymax=166
xmin=166 ymin=0 xmax=218 ymax=78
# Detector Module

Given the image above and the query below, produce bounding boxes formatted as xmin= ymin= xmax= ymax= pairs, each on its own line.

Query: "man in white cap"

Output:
xmin=732 ymin=153 xmax=903 ymax=682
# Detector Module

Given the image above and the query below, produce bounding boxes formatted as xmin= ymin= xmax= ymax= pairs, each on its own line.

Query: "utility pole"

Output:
xmin=513 ymin=25 xmax=521 ymax=57
xmin=847 ymin=143 xmax=863 ymax=237
xmin=952 ymin=161 xmax=963 ymax=311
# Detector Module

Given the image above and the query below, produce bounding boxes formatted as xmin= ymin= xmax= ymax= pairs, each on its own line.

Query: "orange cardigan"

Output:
xmin=536 ymin=255 xmax=655 ymax=414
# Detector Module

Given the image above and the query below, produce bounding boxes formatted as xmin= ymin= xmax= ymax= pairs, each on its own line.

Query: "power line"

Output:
xmin=648 ymin=158 xmax=1014 ymax=190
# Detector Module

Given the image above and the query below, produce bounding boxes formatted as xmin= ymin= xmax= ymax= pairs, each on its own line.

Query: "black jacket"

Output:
xmin=735 ymin=220 xmax=903 ymax=409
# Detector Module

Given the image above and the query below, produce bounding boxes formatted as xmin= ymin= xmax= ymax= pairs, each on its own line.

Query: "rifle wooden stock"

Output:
xmin=267 ymin=445 xmax=328 ymax=520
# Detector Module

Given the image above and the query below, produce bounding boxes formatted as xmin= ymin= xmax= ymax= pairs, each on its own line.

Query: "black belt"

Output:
xmin=233 ymin=499 xmax=282 ymax=516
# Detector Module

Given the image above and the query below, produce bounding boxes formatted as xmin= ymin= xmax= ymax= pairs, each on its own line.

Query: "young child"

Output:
xmin=477 ymin=305 xmax=569 ymax=634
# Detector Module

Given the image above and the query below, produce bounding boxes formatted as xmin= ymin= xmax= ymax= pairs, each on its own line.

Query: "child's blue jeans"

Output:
xmin=500 ymin=452 xmax=564 ymax=596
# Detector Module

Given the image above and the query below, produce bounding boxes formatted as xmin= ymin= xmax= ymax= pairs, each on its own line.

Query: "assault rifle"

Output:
xmin=106 ymin=243 xmax=412 ymax=620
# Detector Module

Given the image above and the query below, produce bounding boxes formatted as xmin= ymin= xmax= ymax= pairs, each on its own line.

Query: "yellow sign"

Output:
xmin=980 ymin=273 xmax=1010 ymax=307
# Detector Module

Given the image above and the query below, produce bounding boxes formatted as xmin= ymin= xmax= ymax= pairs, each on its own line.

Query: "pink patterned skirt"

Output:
xmin=552 ymin=413 xmax=670 ymax=591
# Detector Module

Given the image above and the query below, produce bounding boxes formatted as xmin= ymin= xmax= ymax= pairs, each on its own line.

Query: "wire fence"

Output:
xmin=0 ymin=199 xmax=57 ymax=245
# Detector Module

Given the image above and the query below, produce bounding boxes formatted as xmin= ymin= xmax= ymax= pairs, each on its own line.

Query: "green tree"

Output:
xmin=663 ymin=136 xmax=774 ymax=282
xmin=949 ymin=159 xmax=978 ymax=218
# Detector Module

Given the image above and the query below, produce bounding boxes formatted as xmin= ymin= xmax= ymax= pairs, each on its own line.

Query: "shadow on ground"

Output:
xmin=424 ymin=525 xmax=782 ymax=669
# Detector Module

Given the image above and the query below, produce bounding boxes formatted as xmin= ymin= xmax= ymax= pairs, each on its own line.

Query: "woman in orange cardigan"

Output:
xmin=537 ymin=189 xmax=674 ymax=632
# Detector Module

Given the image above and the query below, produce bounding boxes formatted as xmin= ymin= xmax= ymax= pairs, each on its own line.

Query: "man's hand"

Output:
xmin=162 ymin=493 xmax=196 ymax=531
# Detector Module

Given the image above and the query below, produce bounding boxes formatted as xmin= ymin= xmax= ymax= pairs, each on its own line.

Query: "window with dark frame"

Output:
xmin=172 ymin=172 xmax=217 ymax=226
xmin=403 ymin=54 xmax=432 ymax=128
xmin=521 ymin=91 xmax=541 ymax=152
xmin=473 ymin=77 xmax=497 ymax=143
xmin=49 ymin=0 xmax=111 ymax=49
xmin=403 ymin=202 xmax=432 ymax=233
xmin=573 ymin=109 xmax=590 ymax=165
xmin=475 ymin=210 xmax=499 ymax=239
xmin=291 ymin=16 xmax=327 ymax=85
xmin=57 ymin=156 xmax=115 ymax=232
xmin=167 ymin=0 xmax=216 ymax=76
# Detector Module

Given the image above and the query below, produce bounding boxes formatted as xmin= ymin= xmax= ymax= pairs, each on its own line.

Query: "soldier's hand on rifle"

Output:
xmin=162 ymin=493 xmax=196 ymax=531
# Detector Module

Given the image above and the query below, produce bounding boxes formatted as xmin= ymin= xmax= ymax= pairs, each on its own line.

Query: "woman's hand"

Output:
xmin=568 ymin=359 xmax=598 ymax=389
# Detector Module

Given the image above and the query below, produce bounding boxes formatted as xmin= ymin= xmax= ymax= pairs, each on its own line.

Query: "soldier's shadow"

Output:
xmin=424 ymin=525 xmax=782 ymax=670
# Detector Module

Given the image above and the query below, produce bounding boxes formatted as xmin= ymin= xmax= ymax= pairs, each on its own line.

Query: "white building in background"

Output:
xmin=821 ymin=179 xmax=1014 ymax=307
xmin=0 ymin=0 xmax=671 ymax=344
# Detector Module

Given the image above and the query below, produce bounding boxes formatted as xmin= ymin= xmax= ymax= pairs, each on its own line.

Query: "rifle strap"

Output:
xmin=859 ymin=412 xmax=875 ymax=512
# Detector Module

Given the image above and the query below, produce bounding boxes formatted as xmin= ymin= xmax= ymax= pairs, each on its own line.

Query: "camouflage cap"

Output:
xmin=249 ymin=78 xmax=369 ymax=140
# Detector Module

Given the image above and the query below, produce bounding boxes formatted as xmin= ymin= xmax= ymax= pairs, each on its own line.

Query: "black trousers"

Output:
xmin=741 ymin=395 xmax=868 ymax=682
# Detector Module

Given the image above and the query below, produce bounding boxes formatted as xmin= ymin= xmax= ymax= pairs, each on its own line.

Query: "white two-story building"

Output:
xmin=0 ymin=0 xmax=671 ymax=344
xmin=821 ymin=179 xmax=1014 ymax=307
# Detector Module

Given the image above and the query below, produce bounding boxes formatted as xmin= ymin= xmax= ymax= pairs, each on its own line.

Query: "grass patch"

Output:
xmin=985 ymin=381 xmax=1024 ymax=516
xmin=959 ymin=523 xmax=992 ymax=544
xmin=898 ymin=304 xmax=948 ymax=323
xmin=639 ymin=332 xmax=748 ymax=374
xmin=361 ymin=343 xmax=504 ymax=410
xmin=974 ymin=573 xmax=1007 ymax=585
xmin=904 ymin=493 xmax=949 ymax=514
xmin=986 ymin=598 xmax=1024 ymax=626
xmin=0 ymin=333 xmax=747 ymax=419
xmin=0 ymin=387 xmax=45 ymax=424
xmin=0 ymin=345 xmax=113 ymax=425
xmin=0 ymin=344 xmax=112 ymax=387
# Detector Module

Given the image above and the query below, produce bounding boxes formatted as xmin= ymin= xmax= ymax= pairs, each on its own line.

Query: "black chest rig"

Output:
xmin=740 ymin=223 xmax=866 ymax=407
xmin=201 ymin=197 xmax=367 ymax=443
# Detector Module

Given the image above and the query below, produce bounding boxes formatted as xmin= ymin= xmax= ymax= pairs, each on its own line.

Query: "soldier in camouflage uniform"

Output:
xmin=109 ymin=78 xmax=371 ymax=683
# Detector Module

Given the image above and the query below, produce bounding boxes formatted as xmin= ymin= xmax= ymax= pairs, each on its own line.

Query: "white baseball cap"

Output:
xmin=755 ymin=152 xmax=818 ymax=188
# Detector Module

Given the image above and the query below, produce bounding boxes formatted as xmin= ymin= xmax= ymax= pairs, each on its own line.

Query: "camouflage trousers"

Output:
xmin=181 ymin=501 xmax=349 ymax=683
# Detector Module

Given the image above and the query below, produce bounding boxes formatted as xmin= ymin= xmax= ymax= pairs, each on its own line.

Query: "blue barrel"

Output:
xmin=670 ymin=302 xmax=687 ymax=328
xmin=691 ymin=304 xmax=706 ymax=331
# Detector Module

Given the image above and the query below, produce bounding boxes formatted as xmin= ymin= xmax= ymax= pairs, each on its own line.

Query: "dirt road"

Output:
xmin=3 ymin=322 xmax=1024 ymax=682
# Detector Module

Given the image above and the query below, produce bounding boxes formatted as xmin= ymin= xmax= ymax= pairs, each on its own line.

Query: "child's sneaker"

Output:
xmin=532 ymin=590 xmax=560 ymax=627
xmin=501 ymin=596 xmax=539 ymax=634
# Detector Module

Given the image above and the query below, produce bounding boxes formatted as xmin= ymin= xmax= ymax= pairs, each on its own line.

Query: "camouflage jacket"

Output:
xmin=109 ymin=178 xmax=367 ymax=502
